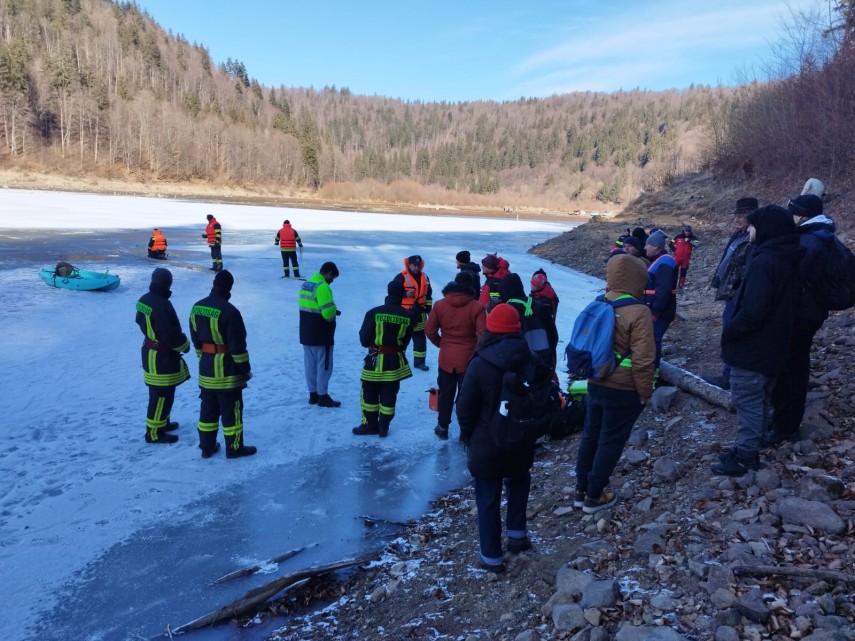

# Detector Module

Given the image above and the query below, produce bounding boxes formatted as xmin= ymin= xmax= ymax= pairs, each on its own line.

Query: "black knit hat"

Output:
xmin=213 ymin=269 xmax=234 ymax=292
xmin=206 ymin=214 xmax=213 ymax=221
xmin=787 ymin=194 xmax=823 ymax=218
xmin=387 ymin=280 xmax=405 ymax=299
xmin=456 ymin=250 xmax=470 ymax=264
xmin=150 ymin=267 xmax=172 ymax=289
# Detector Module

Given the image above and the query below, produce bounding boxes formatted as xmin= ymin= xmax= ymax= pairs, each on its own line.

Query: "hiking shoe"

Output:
xmin=145 ymin=432 xmax=178 ymax=444
xmin=352 ymin=424 xmax=379 ymax=436
xmin=317 ymin=394 xmax=341 ymax=408
xmin=507 ymin=537 xmax=532 ymax=554
xmin=226 ymin=445 xmax=257 ymax=459
xmin=308 ymin=392 xmax=319 ymax=405
xmin=201 ymin=442 xmax=221 ymax=459
xmin=582 ymin=490 xmax=617 ymax=514
xmin=434 ymin=425 xmax=449 ymax=440
xmin=711 ymin=449 xmax=760 ymax=476
xmin=478 ymin=560 xmax=505 ymax=573
xmin=573 ymin=490 xmax=586 ymax=509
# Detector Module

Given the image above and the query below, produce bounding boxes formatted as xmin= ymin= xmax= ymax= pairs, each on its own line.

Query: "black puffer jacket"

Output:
xmin=796 ymin=214 xmax=836 ymax=322
xmin=722 ymin=206 xmax=803 ymax=376
xmin=498 ymin=273 xmax=558 ymax=365
xmin=456 ymin=332 xmax=534 ymax=479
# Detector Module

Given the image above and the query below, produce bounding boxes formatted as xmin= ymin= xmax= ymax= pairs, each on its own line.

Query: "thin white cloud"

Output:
xmin=511 ymin=0 xmax=822 ymax=95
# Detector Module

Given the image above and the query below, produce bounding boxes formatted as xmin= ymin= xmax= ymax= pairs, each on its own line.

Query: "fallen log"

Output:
xmin=358 ymin=514 xmax=410 ymax=528
xmin=733 ymin=564 xmax=855 ymax=586
xmin=659 ymin=360 xmax=733 ymax=411
xmin=212 ymin=545 xmax=312 ymax=584
xmin=169 ymin=552 xmax=375 ymax=635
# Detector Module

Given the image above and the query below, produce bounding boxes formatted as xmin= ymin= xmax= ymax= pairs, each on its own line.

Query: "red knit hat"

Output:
xmin=487 ymin=303 xmax=521 ymax=334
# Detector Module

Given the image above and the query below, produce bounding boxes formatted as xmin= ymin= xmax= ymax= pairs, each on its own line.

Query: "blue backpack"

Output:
xmin=566 ymin=295 xmax=643 ymax=381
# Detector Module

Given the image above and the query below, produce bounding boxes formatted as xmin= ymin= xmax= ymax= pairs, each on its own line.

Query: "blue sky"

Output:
xmin=135 ymin=0 xmax=824 ymax=102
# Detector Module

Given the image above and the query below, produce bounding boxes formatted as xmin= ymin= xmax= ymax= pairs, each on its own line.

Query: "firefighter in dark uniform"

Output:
xmin=135 ymin=267 xmax=190 ymax=444
xmin=189 ymin=270 xmax=257 ymax=458
xmin=392 ymin=255 xmax=432 ymax=371
xmin=148 ymin=228 xmax=168 ymax=260
xmin=203 ymin=214 xmax=223 ymax=272
xmin=353 ymin=280 xmax=414 ymax=438
xmin=274 ymin=219 xmax=303 ymax=278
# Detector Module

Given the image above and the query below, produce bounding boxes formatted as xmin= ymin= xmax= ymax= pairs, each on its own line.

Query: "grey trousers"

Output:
xmin=730 ymin=366 xmax=775 ymax=454
xmin=303 ymin=344 xmax=334 ymax=395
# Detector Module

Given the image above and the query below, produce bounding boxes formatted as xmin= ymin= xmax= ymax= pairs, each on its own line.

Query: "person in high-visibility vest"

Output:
xmin=391 ymin=255 xmax=432 ymax=371
xmin=147 ymin=228 xmax=168 ymax=260
xmin=202 ymin=214 xmax=223 ymax=272
xmin=299 ymin=261 xmax=341 ymax=408
xmin=274 ymin=219 xmax=303 ymax=278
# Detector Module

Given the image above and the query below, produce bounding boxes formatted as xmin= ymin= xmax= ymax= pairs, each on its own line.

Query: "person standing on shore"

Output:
xmin=203 ymin=214 xmax=223 ymax=272
xmin=274 ymin=219 xmax=304 ymax=278
xmin=642 ymin=230 xmax=677 ymax=372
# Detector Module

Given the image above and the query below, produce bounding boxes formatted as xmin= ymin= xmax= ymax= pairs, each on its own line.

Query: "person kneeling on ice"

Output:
xmin=189 ymin=270 xmax=257 ymax=459
xmin=353 ymin=280 xmax=414 ymax=438
xmin=147 ymin=228 xmax=168 ymax=260
xmin=575 ymin=254 xmax=655 ymax=514
xmin=456 ymin=303 xmax=539 ymax=572
xmin=135 ymin=267 xmax=191 ymax=444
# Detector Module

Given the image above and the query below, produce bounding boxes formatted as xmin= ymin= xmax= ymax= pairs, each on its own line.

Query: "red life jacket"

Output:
xmin=278 ymin=224 xmax=297 ymax=249
xmin=150 ymin=229 xmax=166 ymax=251
xmin=672 ymin=235 xmax=694 ymax=267
xmin=205 ymin=218 xmax=220 ymax=245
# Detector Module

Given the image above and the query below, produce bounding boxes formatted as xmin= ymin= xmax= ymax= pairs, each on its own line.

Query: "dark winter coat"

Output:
xmin=498 ymin=273 xmax=558 ymax=365
xmin=721 ymin=206 xmax=803 ymax=377
xmin=189 ymin=285 xmax=252 ymax=390
xmin=359 ymin=295 xmax=414 ymax=383
xmin=456 ymin=332 xmax=535 ymax=479
xmin=795 ymin=214 xmax=836 ymax=322
xmin=424 ymin=282 xmax=486 ymax=373
xmin=135 ymin=283 xmax=191 ymax=388
xmin=712 ymin=229 xmax=752 ymax=301
xmin=643 ymin=253 xmax=677 ymax=321
xmin=299 ymin=273 xmax=337 ymax=346
xmin=458 ymin=262 xmax=482 ymax=299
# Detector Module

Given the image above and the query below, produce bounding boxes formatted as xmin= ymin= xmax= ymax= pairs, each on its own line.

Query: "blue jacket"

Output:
xmin=643 ymin=253 xmax=677 ymax=321
xmin=796 ymin=214 xmax=835 ymax=322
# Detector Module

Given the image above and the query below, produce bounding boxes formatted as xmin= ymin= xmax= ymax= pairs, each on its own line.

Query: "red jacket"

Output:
xmin=478 ymin=257 xmax=510 ymax=307
xmin=425 ymin=289 xmax=486 ymax=373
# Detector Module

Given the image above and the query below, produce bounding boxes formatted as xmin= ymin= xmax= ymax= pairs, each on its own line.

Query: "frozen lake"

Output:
xmin=0 ymin=189 xmax=603 ymax=641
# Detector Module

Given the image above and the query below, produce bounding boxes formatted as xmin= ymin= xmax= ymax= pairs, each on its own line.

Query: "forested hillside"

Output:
xmin=0 ymin=0 xmax=727 ymax=209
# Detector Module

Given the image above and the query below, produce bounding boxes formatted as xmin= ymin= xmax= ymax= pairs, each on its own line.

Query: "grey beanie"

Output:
xmin=646 ymin=230 xmax=667 ymax=250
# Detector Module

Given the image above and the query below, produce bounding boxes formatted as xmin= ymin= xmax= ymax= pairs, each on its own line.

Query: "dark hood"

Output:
xmin=748 ymin=205 xmax=797 ymax=246
xmin=498 ymin=273 xmax=526 ymax=301
xmin=475 ymin=333 xmax=530 ymax=371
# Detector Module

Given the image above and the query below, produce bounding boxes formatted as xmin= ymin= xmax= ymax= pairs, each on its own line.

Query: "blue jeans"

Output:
xmin=730 ymin=367 xmax=774 ymax=454
xmin=652 ymin=317 xmax=672 ymax=368
xmin=575 ymin=384 xmax=644 ymax=500
xmin=474 ymin=474 xmax=530 ymax=566
xmin=721 ymin=299 xmax=736 ymax=380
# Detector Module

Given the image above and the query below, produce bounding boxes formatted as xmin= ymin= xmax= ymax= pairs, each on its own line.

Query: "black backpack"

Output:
xmin=809 ymin=234 xmax=855 ymax=311
xmin=488 ymin=360 xmax=556 ymax=450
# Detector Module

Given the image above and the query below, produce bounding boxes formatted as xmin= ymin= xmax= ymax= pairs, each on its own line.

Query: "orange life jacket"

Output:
xmin=150 ymin=229 xmax=166 ymax=252
xmin=400 ymin=264 xmax=428 ymax=310
xmin=278 ymin=224 xmax=297 ymax=249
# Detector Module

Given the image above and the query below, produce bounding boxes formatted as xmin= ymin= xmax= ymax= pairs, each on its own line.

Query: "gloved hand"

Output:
xmin=335 ymin=310 xmax=341 ymax=316
xmin=201 ymin=233 xmax=206 ymax=239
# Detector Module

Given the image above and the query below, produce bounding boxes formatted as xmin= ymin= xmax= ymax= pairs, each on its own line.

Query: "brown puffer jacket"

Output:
xmin=595 ymin=254 xmax=656 ymax=402
xmin=425 ymin=283 xmax=486 ymax=373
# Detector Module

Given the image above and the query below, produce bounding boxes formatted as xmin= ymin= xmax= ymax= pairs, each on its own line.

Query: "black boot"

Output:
xmin=317 ymin=394 xmax=341 ymax=408
xmin=163 ymin=420 xmax=179 ymax=432
xmin=413 ymin=358 xmax=429 ymax=372
xmin=711 ymin=448 xmax=760 ymax=476
xmin=146 ymin=430 xmax=178 ymax=444
xmin=199 ymin=430 xmax=220 ymax=458
xmin=353 ymin=411 xmax=379 ymax=435
xmin=225 ymin=434 xmax=257 ymax=458
xmin=378 ymin=414 xmax=392 ymax=438
xmin=308 ymin=392 xmax=319 ymax=405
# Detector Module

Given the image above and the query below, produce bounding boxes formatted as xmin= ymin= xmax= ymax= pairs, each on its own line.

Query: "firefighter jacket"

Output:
xmin=274 ymin=224 xmax=303 ymax=250
xmin=425 ymin=282 xmax=486 ymax=373
xmin=189 ymin=285 xmax=251 ymax=390
xmin=393 ymin=259 xmax=432 ymax=330
xmin=359 ymin=295 xmax=414 ymax=383
xmin=205 ymin=218 xmax=222 ymax=246
xmin=135 ymin=283 xmax=191 ymax=388
xmin=148 ymin=229 xmax=167 ymax=252
xmin=299 ymin=273 xmax=337 ymax=346
xmin=643 ymin=253 xmax=677 ymax=321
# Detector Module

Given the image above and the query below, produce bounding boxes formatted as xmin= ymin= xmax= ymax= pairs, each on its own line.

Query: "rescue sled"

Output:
xmin=39 ymin=263 xmax=120 ymax=291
